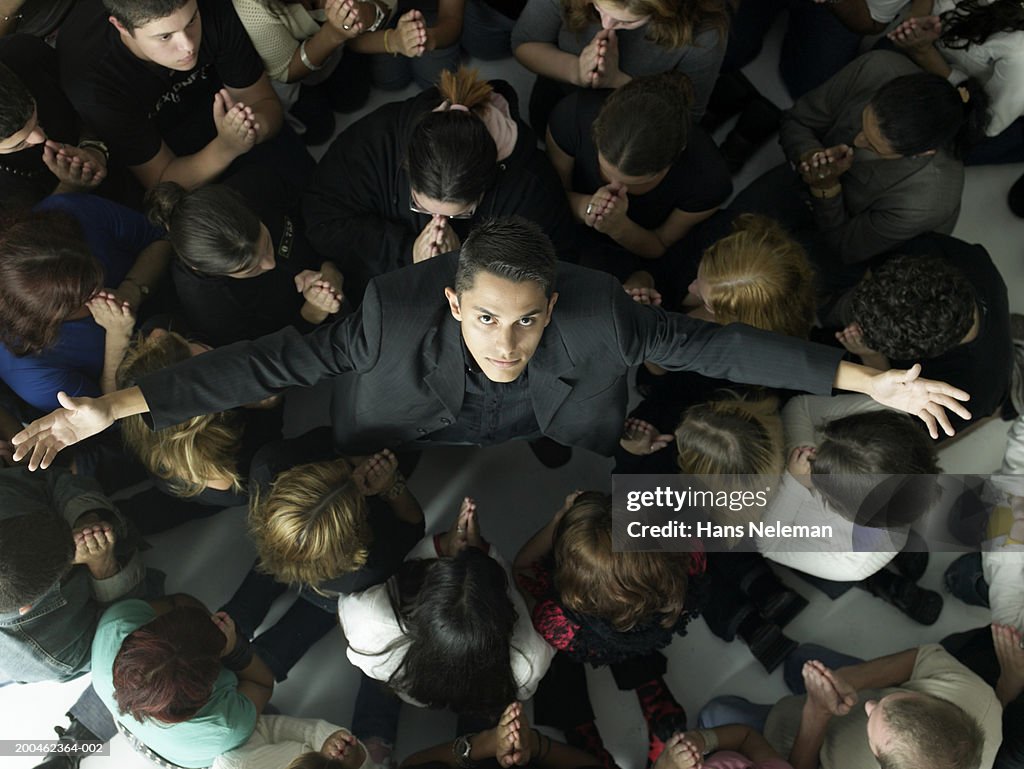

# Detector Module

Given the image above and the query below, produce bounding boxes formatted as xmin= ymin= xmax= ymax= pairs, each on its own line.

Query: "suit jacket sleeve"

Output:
xmin=609 ymin=285 xmax=843 ymax=395
xmin=138 ymin=283 xmax=385 ymax=430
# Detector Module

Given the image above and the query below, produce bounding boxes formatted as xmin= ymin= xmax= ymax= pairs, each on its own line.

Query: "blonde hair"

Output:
xmin=563 ymin=0 xmax=730 ymax=49
xmin=116 ymin=332 xmax=242 ymax=498
xmin=675 ymin=395 xmax=784 ymax=524
xmin=698 ymin=214 xmax=816 ymax=338
xmin=248 ymin=459 xmax=372 ymax=587
xmin=554 ymin=492 xmax=691 ymax=631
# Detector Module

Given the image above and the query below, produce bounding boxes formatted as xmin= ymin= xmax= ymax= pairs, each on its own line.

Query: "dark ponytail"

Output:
xmin=870 ymin=73 xmax=990 ymax=160
xmin=940 ymin=0 xmax=1024 ymax=49
xmin=592 ymin=71 xmax=693 ymax=176
xmin=406 ymin=68 xmax=498 ymax=204
xmin=145 ymin=183 xmax=263 ymax=276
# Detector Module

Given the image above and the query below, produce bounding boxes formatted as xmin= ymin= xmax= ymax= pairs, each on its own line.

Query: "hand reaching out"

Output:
xmin=620 ymin=417 xmax=674 ymax=456
xmin=353 ymin=449 xmax=400 ymax=496
xmin=888 ymin=15 xmax=942 ymax=51
xmin=43 ymin=141 xmax=107 ymax=191
xmin=394 ymin=10 xmax=427 ymax=58
xmin=87 ymin=290 xmax=136 ymax=338
xmin=12 ymin=392 xmax=117 ymax=470
xmin=213 ymin=89 xmax=258 ymax=156
xmin=867 ymin=364 xmax=971 ymax=438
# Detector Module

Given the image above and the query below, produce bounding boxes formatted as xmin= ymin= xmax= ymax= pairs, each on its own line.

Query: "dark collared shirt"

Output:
xmin=426 ymin=345 xmax=541 ymax=446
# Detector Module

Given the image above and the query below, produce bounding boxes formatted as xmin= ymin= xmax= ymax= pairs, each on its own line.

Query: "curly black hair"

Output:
xmin=851 ymin=255 xmax=976 ymax=360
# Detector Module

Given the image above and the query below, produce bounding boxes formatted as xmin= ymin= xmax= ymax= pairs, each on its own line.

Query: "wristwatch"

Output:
xmin=360 ymin=0 xmax=388 ymax=32
xmin=453 ymin=733 xmax=477 ymax=769
xmin=78 ymin=139 xmax=109 ymax=162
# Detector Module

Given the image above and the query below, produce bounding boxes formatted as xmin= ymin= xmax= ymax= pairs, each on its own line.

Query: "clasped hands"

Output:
xmin=438 ymin=496 xmax=487 ymax=556
xmin=584 ymin=181 xmax=629 ymax=236
xmin=295 ymin=263 xmax=345 ymax=316
xmin=798 ymin=145 xmax=854 ymax=189
xmin=43 ymin=141 xmax=107 ymax=192
xmin=802 ymin=659 xmax=858 ymax=717
xmin=578 ymin=29 xmax=628 ymax=89
xmin=413 ymin=215 xmax=461 ymax=263
xmin=888 ymin=15 xmax=942 ymax=51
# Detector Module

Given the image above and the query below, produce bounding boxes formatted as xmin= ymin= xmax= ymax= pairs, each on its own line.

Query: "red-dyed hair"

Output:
xmin=0 ymin=210 xmax=103 ymax=355
xmin=112 ymin=606 xmax=224 ymax=724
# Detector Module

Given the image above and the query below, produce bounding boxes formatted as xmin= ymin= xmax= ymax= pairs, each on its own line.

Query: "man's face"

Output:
xmin=112 ymin=1 xmax=202 ymax=71
xmin=445 ymin=273 xmax=558 ymax=383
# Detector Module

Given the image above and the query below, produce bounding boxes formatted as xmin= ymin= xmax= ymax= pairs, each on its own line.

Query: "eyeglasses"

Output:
xmin=409 ymin=193 xmax=479 ymax=220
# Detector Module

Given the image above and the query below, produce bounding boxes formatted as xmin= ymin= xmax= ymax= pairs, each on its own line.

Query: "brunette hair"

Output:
xmin=553 ymin=492 xmax=690 ymax=630
xmin=0 ymin=211 xmax=103 ymax=356
xmin=940 ymin=0 xmax=1024 ymax=49
xmin=146 ymin=182 xmax=263 ymax=276
xmin=384 ymin=549 xmax=518 ymax=715
xmin=851 ymin=254 xmax=976 ymax=360
xmin=811 ymin=411 xmax=940 ymax=528
xmin=116 ymin=331 xmax=243 ymax=497
xmin=103 ymin=0 xmax=190 ymax=32
xmin=0 ymin=514 xmax=75 ymax=612
xmin=456 ymin=217 xmax=557 ymax=298
xmin=591 ymin=72 xmax=693 ymax=176
xmin=112 ymin=606 xmax=224 ymax=724
xmin=248 ymin=459 xmax=372 ymax=587
xmin=698 ymin=215 xmax=815 ymax=338
xmin=0 ymin=62 xmax=34 ymax=140
xmin=870 ymin=70 xmax=990 ymax=159
xmin=563 ymin=0 xmax=730 ymax=49
xmin=407 ymin=69 xmax=498 ymax=204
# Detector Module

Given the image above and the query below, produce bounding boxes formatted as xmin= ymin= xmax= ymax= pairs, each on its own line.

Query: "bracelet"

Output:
xmin=384 ymin=29 xmax=396 ymax=56
xmin=78 ymin=139 xmax=110 ymax=162
xmin=299 ymin=39 xmax=323 ymax=71
xmin=696 ymin=729 xmax=719 ymax=755
xmin=222 ymin=633 xmax=254 ymax=671
xmin=381 ymin=473 xmax=407 ymax=500
xmin=809 ymin=183 xmax=842 ymax=199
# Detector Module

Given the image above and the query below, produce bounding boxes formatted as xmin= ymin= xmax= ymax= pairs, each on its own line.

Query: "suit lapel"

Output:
xmin=527 ymin=321 xmax=574 ymax=431
xmin=422 ymin=310 xmax=466 ymax=419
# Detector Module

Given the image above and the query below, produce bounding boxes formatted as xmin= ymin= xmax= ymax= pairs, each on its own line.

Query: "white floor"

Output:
xmin=3 ymin=16 xmax=1023 ymax=769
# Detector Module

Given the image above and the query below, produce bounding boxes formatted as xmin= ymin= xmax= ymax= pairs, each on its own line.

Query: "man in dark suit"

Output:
xmin=12 ymin=218 xmax=970 ymax=470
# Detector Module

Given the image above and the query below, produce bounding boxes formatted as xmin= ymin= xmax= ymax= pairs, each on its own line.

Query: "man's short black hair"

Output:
xmin=455 ymin=217 xmax=557 ymax=298
xmin=103 ymin=0 xmax=191 ymax=32
xmin=851 ymin=254 xmax=976 ymax=360
xmin=0 ymin=62 xmax=34 ymax=141
xmin=0 ymin=515 xmax=75 ymax=613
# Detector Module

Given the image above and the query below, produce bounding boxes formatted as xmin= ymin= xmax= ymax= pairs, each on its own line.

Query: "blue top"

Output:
xmin=91 ymin=599 xmax=257 ymax=768
xmin=0 ymin=194 xmax=163 ymax=412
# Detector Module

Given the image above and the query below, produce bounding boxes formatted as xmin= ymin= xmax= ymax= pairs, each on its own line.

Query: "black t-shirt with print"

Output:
xmin=57 ymin=0 xmax=264 ymax=167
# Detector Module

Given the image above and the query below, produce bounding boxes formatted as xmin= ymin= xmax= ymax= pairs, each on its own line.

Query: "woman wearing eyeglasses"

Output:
xmin=303 ymin=66 xmax=575 ymax=291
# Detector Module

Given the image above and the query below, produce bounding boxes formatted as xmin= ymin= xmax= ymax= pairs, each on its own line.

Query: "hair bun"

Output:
xmin=145 ymin=182 xmax=188 ymax=231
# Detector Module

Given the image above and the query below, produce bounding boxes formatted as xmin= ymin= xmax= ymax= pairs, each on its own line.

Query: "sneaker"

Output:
xmin=892 ymin=550 xmax=929 ymax=582
xmin=527 ymin=437 xmax=573 ymax=469
xmin=746 ymin=622 xmax=798 ymax=673
xmin=867 ymin=572 xmax=943 ymax=625
xmin=719 ymin=96 xmax=782 ymax=174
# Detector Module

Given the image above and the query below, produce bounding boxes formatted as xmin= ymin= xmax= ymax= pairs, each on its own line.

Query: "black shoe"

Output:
xmin=892 ymin=550 xmax=929 ymax=582
xmin=527 ymin=437 xmax=573 ymax=469
xmin=1009 ymin=171 xmax=1024 ymax=218
xmin=757 ymin=588 xmax=809 ymax=628
xmin=746 ymin=622 xmax=798 ymax=673
xmin=34 ymin=716 xmax=102 ymax=769
xmin=720 ymin=96 xmax=782 ymax=174
xmin=867 ymin=572 xmax=943 ymax=625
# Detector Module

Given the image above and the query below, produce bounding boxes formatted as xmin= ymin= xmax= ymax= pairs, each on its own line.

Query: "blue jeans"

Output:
xmin=782 ymin=643 xmax=864 ymax=694
xmin=352 ymin=673 xmax=402 ymax=744
xmin=461 ymin=0 xmax=515 ymax=60
xmin=370 ymin=0 xmax=461 ymax=90
xmin=944 ymin=552 xmax=990 ymax=608
xmin=697 ymin=696 xmax=773 ymax=732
